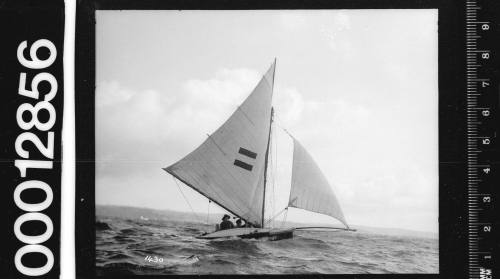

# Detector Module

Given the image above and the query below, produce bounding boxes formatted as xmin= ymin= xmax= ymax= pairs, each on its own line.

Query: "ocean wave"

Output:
xmin=96 ymin=217 xmax=439 ymax=275
xmin=96 ymin=221 xmax=112 ymax=231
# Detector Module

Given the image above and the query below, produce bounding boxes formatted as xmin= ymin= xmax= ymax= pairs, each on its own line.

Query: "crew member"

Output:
xmin=220 ymin=214 xmax=234 ymax=230
xmin=236 ymin=219 xmax=244 ymax=228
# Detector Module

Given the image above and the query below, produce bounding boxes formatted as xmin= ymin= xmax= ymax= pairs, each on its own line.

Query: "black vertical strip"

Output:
xmin=0 ymin=0 xmax=64 ymax=278
xmin=438 ymin=1 xmax=468 ymax=279
xmin=76 ymin=1 xmax=96 ymax=278
xmin=482 ymin=1 xmax=500 ymax=277
xmin=436 ymin=0 xmax=470 ymax=278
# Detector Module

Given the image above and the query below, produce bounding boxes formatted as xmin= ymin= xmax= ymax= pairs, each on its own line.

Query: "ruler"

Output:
xmin=466 ymin=0 xmax=499 ymax=279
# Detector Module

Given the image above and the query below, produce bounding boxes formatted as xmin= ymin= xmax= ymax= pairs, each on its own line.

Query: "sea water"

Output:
xmin=96 ymin=215 xmax=439 ymax=275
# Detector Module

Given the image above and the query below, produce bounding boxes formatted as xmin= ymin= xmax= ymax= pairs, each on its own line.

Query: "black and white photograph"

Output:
xmin=93 ymin=9 xmax=440 ymax=275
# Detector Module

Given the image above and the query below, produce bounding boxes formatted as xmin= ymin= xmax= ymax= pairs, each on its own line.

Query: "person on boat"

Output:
xmin=235 ymin=219 xmax=244 ymax=228
xmin=219 ymin=214 xmax=234 ymax=230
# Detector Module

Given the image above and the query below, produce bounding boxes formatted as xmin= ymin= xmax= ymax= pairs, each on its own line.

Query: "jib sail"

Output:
xmin=288 ymin=138 xmax=349 ymax=229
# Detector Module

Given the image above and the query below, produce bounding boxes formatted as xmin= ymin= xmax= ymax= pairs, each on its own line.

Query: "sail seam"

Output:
xmin=232 ymin=113 xmax=259 ymax=151
xmin=236 ymin=106 xmax=255 ymax=126
xmin=206 ymin=134 xmax=227 ymax=156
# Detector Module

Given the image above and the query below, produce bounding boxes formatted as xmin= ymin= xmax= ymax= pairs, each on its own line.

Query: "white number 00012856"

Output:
xmin=13 ymin=39 xmax=57 ymax=277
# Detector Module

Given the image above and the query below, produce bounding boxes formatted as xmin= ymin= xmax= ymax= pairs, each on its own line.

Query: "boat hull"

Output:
xmin=197 ymin=227 xmax=295 ymax=241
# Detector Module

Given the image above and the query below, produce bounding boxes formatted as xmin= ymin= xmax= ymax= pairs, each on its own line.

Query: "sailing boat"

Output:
xmin=163 ymin=60 xmax=353 ymax=241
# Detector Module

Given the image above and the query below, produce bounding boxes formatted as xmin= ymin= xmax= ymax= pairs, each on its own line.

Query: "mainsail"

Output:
xmin=288 ymin=138 xmax=349 ymax=228
xmin=164 ymin=61 xmax=276 ymax=227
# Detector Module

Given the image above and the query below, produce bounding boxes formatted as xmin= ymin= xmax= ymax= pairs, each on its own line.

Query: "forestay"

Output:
xmin=164 ymin=61 xmax=276 ymax=227
xmin=288 ymin=138 xmax=349 ymax=228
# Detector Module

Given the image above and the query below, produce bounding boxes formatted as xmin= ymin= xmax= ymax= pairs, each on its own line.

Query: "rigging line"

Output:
xmin=179 ymin=162 xmax=229 ymax=215
xmin=172 ymin=176 xmax=204 ymax=224
xmin=270 ymin=136 xmax=275 ymax=227
xmin=280 ymin=126 xmax=293 ymax=139
xmin=168 ymin=168 xmax=252 ymax=226
xmin=264 ymin=141 xmax=274 ymax=228
xmin=273 ymin=113 xmax=294 ymax=139
xmin=264 ymin=207 xmax=287 ymax=226
xmin=207 ymin=200 xmax=211 ymax=225
xmin=273 ymin=118 xmax=278 ymax=228
xmin=281 ymin=207 xmax=289 ymax=228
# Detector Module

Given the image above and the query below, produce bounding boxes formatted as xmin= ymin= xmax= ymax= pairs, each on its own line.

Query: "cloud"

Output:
xmin=96 ymin=67 xmax=302 ymax=178
xmin=269 ymin=92 xmax=437 ymax=232
xmin=181 ymin=68 xmax=261 ymax=128
xmin=96 ymin=72 xmax=437 ymax=232
xmin=274 ymin=87 xmax=304 ymax=124
xmin=96 ymin=80 xmax=135 ymax=108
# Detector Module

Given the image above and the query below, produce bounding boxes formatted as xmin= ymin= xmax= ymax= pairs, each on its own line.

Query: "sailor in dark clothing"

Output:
xmin=235 ymin=219 xmax=244 ymax=228
xmin=220 ymin=214 xmax=234 ymax=230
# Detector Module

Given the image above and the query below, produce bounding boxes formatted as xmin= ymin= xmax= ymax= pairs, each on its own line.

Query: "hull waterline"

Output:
xmin=196 ymin=227 xmax=295 ymax=241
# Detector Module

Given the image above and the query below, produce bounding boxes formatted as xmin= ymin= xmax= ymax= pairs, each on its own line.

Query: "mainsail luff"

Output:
xmin=261 ymin=108 xmax=274 ymax=228
xmin=288 ymin=138 xmax=349 ymax=229
xmin=261 ymin=58 xmax=277 ymax=228
xmin=164 ymin=61 xmax=276 ymax=227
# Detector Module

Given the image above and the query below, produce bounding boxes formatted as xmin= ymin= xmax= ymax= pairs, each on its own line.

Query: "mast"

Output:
xmin=261 ymin=58 xmax=276 ymax=228
xmin=261 ymin=108 xmax=273 ymax=228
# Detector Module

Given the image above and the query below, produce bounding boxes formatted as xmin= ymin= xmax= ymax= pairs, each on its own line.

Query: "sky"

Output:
xmin=95 ymin=10 xmax=438 ymax=233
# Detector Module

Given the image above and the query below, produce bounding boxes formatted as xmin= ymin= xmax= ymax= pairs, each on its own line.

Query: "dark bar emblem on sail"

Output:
xmin=234 ymin=159 xmax=253 ymax=171
xmin=238 ymin=147 xmax=257 ymax=159
xmin=234 ymin=147 xmax=257 ymax=171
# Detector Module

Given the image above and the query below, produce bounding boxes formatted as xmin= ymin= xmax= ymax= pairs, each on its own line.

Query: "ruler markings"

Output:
xmin=466 ymin=1 xmax=481 ymax=278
